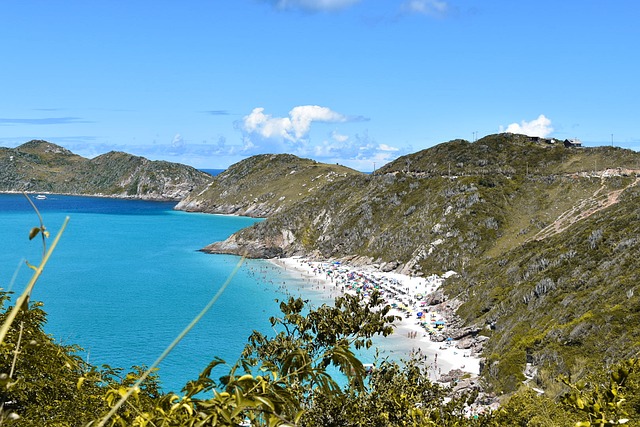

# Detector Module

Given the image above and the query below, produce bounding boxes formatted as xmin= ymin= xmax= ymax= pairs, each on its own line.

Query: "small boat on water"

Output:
xmin=34 ymin=194 xmax=47 ymax=200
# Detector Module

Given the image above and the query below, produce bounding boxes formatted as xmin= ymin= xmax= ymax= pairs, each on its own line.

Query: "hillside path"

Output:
xmin=532 ymin=174 xmax=640 ymax=241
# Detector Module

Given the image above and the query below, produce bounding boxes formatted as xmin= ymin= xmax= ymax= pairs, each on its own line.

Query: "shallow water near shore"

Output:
xmin=0 ymin=194 xmax=331 ymax=392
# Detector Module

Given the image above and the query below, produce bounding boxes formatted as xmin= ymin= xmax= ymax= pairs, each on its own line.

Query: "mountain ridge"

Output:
xmin=202 ymin=135 xmax=639 ymax=271
xmin=175 ymin=153 xmax=362 ymax=217
xmin=0 ymin=140 xmax=212 ymax=200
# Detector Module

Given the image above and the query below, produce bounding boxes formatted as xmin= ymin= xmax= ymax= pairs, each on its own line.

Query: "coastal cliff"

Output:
xmin=0 ymin=140 xmax=212 ymax=200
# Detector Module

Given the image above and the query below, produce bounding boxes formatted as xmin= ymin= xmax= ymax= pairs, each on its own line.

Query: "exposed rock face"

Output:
xmin=0 ymin=140 xmax=212 ymax=200
xmin=200 ymin=233 xmax=284 ymax=259
xmin=438 ymin=369 xmax=467 ymax=383
xmin=424 ymin=290 xmax=446 ymax=306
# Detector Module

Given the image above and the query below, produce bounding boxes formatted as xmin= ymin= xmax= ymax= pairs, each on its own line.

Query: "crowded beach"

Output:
xmin=270 ymin=257 xmax=482 ymax=381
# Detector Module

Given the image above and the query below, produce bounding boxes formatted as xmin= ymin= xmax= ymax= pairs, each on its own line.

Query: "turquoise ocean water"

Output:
xmin=0 ymin=194 xmax=340 ymax=392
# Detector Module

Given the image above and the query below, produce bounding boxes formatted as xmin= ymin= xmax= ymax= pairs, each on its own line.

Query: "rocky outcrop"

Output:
xmin=200 ymin=234 xmax=284 ymax=259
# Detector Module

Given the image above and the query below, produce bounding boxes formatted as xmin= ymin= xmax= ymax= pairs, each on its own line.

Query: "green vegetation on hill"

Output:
xmin=175 ymin=153 xmax=362 ymax=217
xmin=448 ymin=183 xmax=640 ymax=394
xmin=199 ymin=133 xmax=640 ymax=397
xmin=380 ymin=134 xmax=640 ymax=177
xmin=205 ymin=139 xmax=636 ymax=274
xmin=0 ymin=140 xmax=212 ymax=200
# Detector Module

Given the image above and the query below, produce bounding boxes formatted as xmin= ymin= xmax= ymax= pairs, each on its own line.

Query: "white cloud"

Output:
xmin=501 ymin=114 xmax=554 ymax=138
xmin=171 ymin=133 xmax=184 ymax=147
xmin=331 ymin=130 xmax=349 ymax=142
xmin=242 ymin=108 xmax=293 ymax=140
xmin=241 ymin=105 xmax=347 ymax=143
xmin=235 ymin=106 xmax=409 ymax=169
xmin=317 ymin=132 xmax=408 ymax=171
xmin=314 ymin=131 xmax=404 ymax=162
xmin=170 ymin=133 xmax=187 ymax=155
xmin=401 ymin=0 xmax=448 ymax=16
xmin=378 ymin=143 xmax=399 ymax=152
xmin=290 ymin=105 xmax=347 ymax=138
xmin=268 ymin=0 xmax=361 ymax=12
xmin=266 ymin=0 xmax=450 ymax=16
xmin=238 ymin=106 xmax=354 ymax=159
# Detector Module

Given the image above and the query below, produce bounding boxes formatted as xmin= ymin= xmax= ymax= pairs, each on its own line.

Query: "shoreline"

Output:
xmin=270 ymin=257 xmax=481 ymax=382
xmin=0 ymin=190 xmax=182 ymax=203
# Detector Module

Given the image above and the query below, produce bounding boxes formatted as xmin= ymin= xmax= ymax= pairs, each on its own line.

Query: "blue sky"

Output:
xmin=1 ymin=1 xmax=638 ymax=171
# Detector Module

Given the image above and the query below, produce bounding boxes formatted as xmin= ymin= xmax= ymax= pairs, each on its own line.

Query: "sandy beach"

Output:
xmin=270 ymin=257 xmax=481 ymax=382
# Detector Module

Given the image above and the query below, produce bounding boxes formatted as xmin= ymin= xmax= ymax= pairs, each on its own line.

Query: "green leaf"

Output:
xmin=254 ymin=396 xmax=276 ymax=411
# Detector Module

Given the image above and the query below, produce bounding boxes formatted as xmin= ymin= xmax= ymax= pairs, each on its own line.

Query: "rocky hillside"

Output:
xmin=378 ymin=133 xmax=639 ymax=177
xmin=446 ymin=182 xmax=640 ymax=393
xmin=175 ymin=153 xmax=361 ymax=217
xmin=203 ymin=135 xmax=640 ymax=271
xmin=200 ymin=133 xmax=640 ymax=393
xmin=0 ymin=140 xmax=212 ymax=200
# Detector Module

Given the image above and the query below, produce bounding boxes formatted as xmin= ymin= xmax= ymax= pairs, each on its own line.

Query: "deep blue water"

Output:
xmin=200 ymin=168 xmax=225 ymax=176
xmin=0 ymin=194 xmax=323 ymax=392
